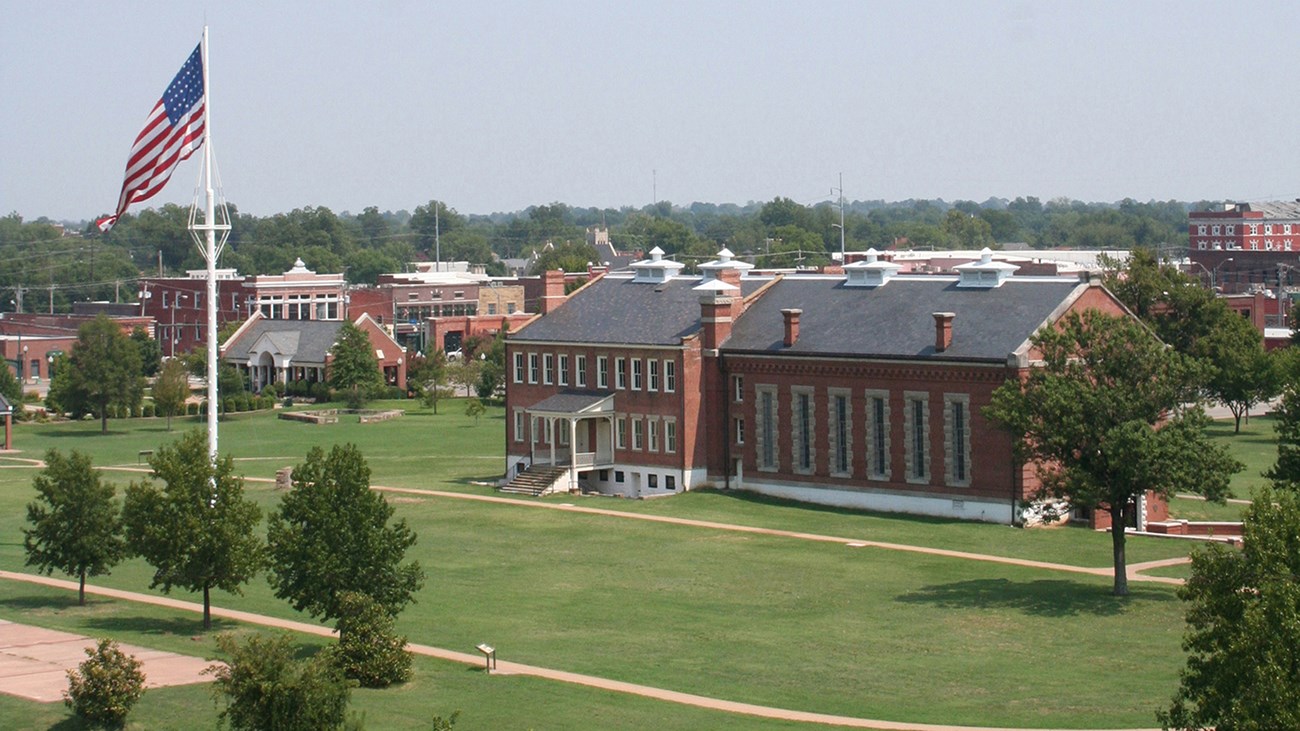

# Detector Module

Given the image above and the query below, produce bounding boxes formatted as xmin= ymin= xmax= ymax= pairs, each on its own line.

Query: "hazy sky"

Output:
xmin=6 ymin=1 xmax=1300 ymax=222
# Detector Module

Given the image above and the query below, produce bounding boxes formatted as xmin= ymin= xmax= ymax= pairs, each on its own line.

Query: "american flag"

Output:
xmin=98 ymin=43 xmax=206 ymax=231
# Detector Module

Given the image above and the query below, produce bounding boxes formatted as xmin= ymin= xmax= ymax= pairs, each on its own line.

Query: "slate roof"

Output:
xmin=223 ymin=319 xmax=344 ymax=365
xmin=1241 ymin=201 xmax=1300 ymax=219
xmin=722 ymin=276 xmax=1086 ymax=362
xmin=512 ymin=275 xmax=767 ymax=346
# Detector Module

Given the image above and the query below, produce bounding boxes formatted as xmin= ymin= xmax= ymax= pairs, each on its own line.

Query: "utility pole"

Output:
xmin=832 ymin=173 xmax=846 ymax=262
xmin=12 ymin=286 xmax=25 ymax=313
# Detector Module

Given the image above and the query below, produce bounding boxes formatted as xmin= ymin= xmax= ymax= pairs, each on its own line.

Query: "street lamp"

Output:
xmin=1192 ymin=257 xmax=1234 ymax=291
xmin=170 ymin=293 xmax=189 ymax=358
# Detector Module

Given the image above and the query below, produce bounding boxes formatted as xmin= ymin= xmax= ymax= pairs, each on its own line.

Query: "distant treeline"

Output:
xmin=0 ymin=196 xmax=1217 ymax=311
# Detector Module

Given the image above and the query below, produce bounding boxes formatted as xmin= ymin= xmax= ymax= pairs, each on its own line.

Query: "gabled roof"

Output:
xmin=511 ymin=274 xmax=765 ymax=346
xmin=722 ymin=276 xmax=1087 ymax=362
xmin=223 ymin=319 xmax=344 ymax=364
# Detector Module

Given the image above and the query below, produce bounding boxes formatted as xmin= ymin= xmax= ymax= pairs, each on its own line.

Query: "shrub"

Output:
xmin=330 ymin=591 xmax=412 ymax=688
xmin=64 ymin=638 xmax=146 ymax=729
xmin=142 ymin=403 xmax=156 ymax=418
xmin=211 ymin=633 xmax=352 ymax=731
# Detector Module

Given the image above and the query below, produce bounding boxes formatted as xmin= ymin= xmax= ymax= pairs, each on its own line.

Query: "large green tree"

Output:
xmin=47 ymin=315 xmax=144 ymax=433
xmin=130 ymin=326 xmax=162 ymax=378
xmin=1160 ymin=485 xmax=1300 ymax=730
xmin=122 ymin=431 xmax=264 ymax=630
xmin=986 ymin=310 xmax=1240 ymax=595
xmin=24 ymin=449 xmax=125 ymax=605
xmin=1265 ymin=383 xmax=1300 ymax=491
xmin=328 ymin=322 xmax=383 ymax=408
xmin=267 ymin=444 xmax=424 ymax=625
xmin=1195 ymin=309 xmax=1280 ymax=433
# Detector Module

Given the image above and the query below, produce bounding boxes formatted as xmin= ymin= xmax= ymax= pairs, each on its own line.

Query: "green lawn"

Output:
xmin=0 ymin=403 xmax=1209 ymax=728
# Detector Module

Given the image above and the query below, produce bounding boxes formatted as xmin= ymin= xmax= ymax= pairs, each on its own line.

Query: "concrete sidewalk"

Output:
xmin=0 ymin=619 xmax=217 ymax=703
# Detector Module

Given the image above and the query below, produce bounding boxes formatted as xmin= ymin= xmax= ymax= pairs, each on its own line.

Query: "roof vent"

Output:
xmin=954 ymin=248 xmax=1017 ymax=288
xmin=843 ymin=248 xmax=902 ymax=287
xmin=630 ymin=246 xmax=685 ymax=284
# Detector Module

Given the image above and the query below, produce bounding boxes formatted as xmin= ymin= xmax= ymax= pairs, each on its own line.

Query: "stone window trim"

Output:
xmin=648 ymin=417 xmax=659 ymax=453
xmin=631 ymin=414 xmax=644 ymax=451
xmin=615 ymin=414 xmax=627 ymax=450
xmin=791 ymin=386 xmax=816 ymax=475
xmin=865 ymin=389 xmax=891 ymax=481
xmin=665 ymin=418 xmax=677 ymax=454
xmin=944 ymin=393 xmax=973 ymax=487
xmin=829 ymin=387 xmax=853 ymax=478
xmin=904 ymin=391 xmax=931 ymax=485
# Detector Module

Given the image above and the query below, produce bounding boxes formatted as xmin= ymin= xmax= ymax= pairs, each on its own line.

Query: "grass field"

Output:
xmin=0 ymin=401 xmax=1270 ymax=729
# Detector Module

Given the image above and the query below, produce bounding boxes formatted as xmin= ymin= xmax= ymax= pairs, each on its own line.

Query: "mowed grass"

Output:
xmin=0 ymin=402 xmax=1229 ymax=728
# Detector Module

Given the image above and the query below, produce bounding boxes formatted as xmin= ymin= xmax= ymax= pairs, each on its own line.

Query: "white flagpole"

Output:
xmin=195 ymin=25 xmax=222 ymax=463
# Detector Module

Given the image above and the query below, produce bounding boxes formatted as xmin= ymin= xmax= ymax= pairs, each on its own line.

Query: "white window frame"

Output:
xmin=648 ymin=418 xmax=659 ymax=452
xmin=616 ymin=416 xmax=627 ymax=449
xmin=513 ymin=409 xmax=524 ymax=442
xmin=648 ymin=359 xmax=659 ymax=392
xmin=558 ymin=354 xmax=569 ymax=386
xmin=597 ymin=356 xmax=609 ymax=389
xmin=513 ymin=352 xmax=524 ymax=384
xmin=543 ymin=353 xmax=555 ymax=385
xmin=616 ymin=357 xmax=627 ymax=390
xmin=632 ymin=416 xmax=644 ymax=450
xmin=665 ymin=419 xmax=677 ymax=453
xmin=664 ymin=360 xmax=676 ymax=393
xmin=576 ymin=355 xmax=587 ymax=387
xmin=528 ymin=353 xmax=539 ymax=384
xmin=632 ymin=359 xmax=643 ymax=390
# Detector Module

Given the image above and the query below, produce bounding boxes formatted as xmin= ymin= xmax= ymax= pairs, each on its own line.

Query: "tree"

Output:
xmin=446 ymin=358 xmax=481 ymax=398
xmin=24 ymin=450 xmax=126 ymax=606
xmin=1196 ymin=309 xmax=1280 ymax=433
xmin=122 ymin=431 xmax=264 ymax=630
xmin=64 ymin=638 xmax=145 ymax=730
xmin=985 ymin=310 xmax=1240 ymax=595
xmin=330 ymin=591 xmax=412 ymax=687
xmin=409 ymin=350 xmax=448 ymax=413
xmin=329 ymin=322 xmax=383 ymax=408
xmin=266 ymin=444 xmax=424 ymax=625
xmin=151 ymin=358 xmax=190 ymax=431
xmin=47 ymin=316 xmax=143 ymax=433
xmin=210 ymin=632 xmax=352 ymax=731
xmin=464 ymin=397 xmax=485 ymax=424
xmin=0 ymin=358 xmax=22 ymax=405
xmin=1265 ymin=383 xmax=1300 ymax=490
xmin=130 ymin=326 xmax=162 ymax=378
xmin=1160 ymin=486 xmax=1300 ymax=730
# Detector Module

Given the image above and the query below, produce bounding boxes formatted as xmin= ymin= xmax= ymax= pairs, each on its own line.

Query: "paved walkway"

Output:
xmin=0 ymin=571 xmax=1157 ymax=731
xmin=0 ymin=618 xmax=216 ymax=702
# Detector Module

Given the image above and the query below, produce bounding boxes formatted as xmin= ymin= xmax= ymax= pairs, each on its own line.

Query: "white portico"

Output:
xmin=525 ymin=390 xmax=616 ymax=492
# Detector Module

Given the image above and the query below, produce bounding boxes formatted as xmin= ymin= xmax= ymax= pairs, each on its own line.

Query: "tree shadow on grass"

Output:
xmin=894 ymin=578 xmax=1177 ymax=617
xmin=80 ymin=614 xmax=238 ymax=637
xmin=49 ymin=716 xmax=91 ymax=731
xmin=0 ymin=592 xmax=87 ymax=611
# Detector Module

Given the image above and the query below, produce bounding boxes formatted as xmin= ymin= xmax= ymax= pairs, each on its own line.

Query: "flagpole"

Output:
xmin=198 ymin=25 xmax=221 ymax=463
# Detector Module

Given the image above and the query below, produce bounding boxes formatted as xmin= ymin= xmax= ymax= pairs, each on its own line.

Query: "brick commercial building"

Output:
xmin=1189 ymin=201 xmax=1300 ymax=296
xmin=504 ymin=248 xmax=1167 ymax=527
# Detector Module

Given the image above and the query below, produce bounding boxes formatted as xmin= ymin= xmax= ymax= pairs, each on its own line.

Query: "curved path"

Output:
xmin=0 ymin=570 xmax=1157 ymax=731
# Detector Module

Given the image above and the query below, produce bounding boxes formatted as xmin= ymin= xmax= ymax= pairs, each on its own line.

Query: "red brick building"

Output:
xmin=220 ymin=312 xmax=405 ymax=392
xmin=1189 ymin=201 xmax=1300 ymax=294
xmin=504 ymin=248 xmax=1166 ymax=527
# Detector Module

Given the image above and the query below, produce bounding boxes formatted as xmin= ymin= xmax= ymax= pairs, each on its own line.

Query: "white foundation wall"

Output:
xmin=737 ymin=478 xmax=1016 ymax=525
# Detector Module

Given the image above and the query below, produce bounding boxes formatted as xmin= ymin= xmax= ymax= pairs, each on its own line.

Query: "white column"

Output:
xmin=569 ymin=417 xmax=578 ymax=491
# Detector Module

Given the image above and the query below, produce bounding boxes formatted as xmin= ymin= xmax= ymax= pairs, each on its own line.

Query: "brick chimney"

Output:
xmin=782 ymin=308 xmax=802 ymax=347
xmin=933 ymin=312 xmax=955 ymax=352
xmin=540 ymin=270 xmax=567 ymax=315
